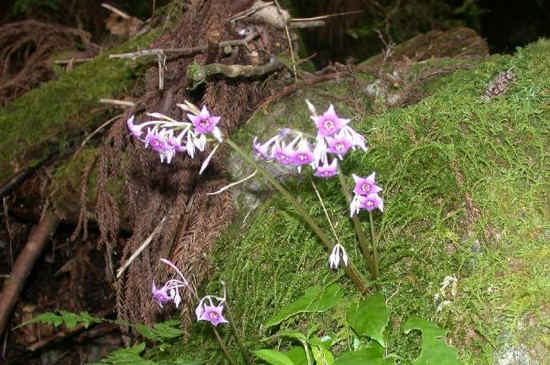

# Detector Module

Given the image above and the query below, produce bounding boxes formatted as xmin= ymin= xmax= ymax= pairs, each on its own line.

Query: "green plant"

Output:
xmin=255 ymin=285 xmax=462 ymax=365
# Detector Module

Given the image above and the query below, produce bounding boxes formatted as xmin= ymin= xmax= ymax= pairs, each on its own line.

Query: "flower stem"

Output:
xmin=368 ymin=211 xmax=379 ymax=279
xmin=224 ymin=301 xmax=253 ymax=365
xmin=225 ymin=138 xmax=370 ymax=294
xmin=336 ymin=170 xmax=378 ymax=280
xmin=210 ymin=324 xmax=239 ymax=365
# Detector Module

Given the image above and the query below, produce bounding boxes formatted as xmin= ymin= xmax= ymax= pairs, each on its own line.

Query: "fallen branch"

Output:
xmin=0 ymin=213 xmax=60 ymax=338
xmin=189 ymin=58 xmax=283 ymax=88
xmin=109 ymin=31 xmax=259 ymax=60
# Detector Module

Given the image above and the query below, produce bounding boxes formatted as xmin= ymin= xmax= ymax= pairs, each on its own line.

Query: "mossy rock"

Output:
xmin=180 ymin=39 xmax=550 ymax=364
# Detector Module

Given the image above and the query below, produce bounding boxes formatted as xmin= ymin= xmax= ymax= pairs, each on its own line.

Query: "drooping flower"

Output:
xmin=352 ymin=173 xmax=382 ymax=196
xmin=152 ymin=281 xmax=172 ymax=307
xmin=151 ymin=259 xmax=189 ymax=308
xmin=274 ymin=145 xmax=295 ymax=165
xmin=329 ymin=244 xmax=348 ymax=269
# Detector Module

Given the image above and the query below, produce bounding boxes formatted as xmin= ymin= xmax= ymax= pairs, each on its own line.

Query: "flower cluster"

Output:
xmin=349 ymin=172 xmax=384 ymax=216
xmin=153 ymin=259 xmax=229 ymax=327
xmin=126 ymin=102 xmax=222 ymax=166
xmin=253 ymin=101 xmax=367 ymax=178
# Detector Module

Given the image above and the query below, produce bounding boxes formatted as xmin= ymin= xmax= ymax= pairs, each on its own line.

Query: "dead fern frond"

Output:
xmin=0 ymin=20 xmax=93 ymax=106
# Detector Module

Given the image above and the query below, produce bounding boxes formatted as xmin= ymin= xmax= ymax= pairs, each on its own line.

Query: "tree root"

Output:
xmin=0 ymin=213 xmax=59 ymax=338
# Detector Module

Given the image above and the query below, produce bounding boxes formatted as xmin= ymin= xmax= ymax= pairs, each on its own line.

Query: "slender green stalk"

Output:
xmin=224 ymin=301 xmax=253 ymax=365
xmin=368 ymin=211 xmax=379 ymax=279
xmin=336 ymin=170 xmax=378 ymax=280
xmin=210 ymin=324 xmax=239 ymax=365
xmin=225 ymin=138 xmax=370 ymax=294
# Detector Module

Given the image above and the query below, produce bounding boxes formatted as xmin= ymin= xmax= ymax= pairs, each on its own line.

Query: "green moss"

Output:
xmin=166 ymin=39 xmax=550 ymax=364
xmin=0 ymin=30 xmax=159 ymax=182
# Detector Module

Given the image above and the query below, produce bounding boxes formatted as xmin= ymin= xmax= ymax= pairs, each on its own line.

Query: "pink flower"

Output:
xmin=311 ymin=105 xmax=349 ymax=137
xmin=352 ymin=173 xmax=382 ymax=196
xmin=326 ymin=135 xmax=352 ymax=158
xmin=187 ymin=106 xmax=221 ymax=136
xmin=196 ymin=303 xmax=229 ymax=327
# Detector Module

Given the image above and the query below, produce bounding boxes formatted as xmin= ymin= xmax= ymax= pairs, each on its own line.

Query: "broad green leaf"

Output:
xmin=255 ymin=349 xmax=296 ymax=365
xmin=346 ymin=292 xmax=389 ymax=347
xmin=403 ymin=317 xmax=462 ymax=365
xmin=286 ymin=347 xmax=308 ymax=365
xmin=312 ymin=344 xmax=334 ymax=365
xmin=334 ymin=343 xmax=394 ymax=365
xmin=265 ymin=284 xmax=344 ymax=328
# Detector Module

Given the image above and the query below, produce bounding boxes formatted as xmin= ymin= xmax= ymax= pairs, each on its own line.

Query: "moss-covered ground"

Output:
xmin=0 ymin=31 xmax=159 ymax=183
xmin=158 ymin=39 xmax=550 ymax=364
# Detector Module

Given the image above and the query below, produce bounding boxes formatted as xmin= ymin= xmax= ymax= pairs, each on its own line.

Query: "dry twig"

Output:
xmin=109 ymin=31 xmax=259 ymax=60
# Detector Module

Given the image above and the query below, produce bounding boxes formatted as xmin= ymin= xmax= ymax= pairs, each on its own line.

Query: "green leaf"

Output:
xmin=312 ymin=344 xmax=334 ymax=365
xmin=135 ymin=319 xmax=184 ymax=342
xmin=16 ymin=312 xmax=63 ymax=328
xmin=286 ymin=347 xmax=308 ymax=365
xmin=15 ymin=310 xmax=102 ymax=330
xmin=77 ymin=311 xmax=103 ymax=329
xmin=59 ymin=310 xmax=79 ymax=328
xmin=278 ymin=329 xmax=308 ymax=342
xmin=88 ymin=343 xmax=155 ymax=365
xmin=265 ymin=284 xmax=344 ymax=328
xmin=334 ymin=343 xmax=394 ymax=365
xmin=254 ymin=349 xmax=296 ymax=365
xmin=403 ymin=317 xmax=463 ymax=365
xmin=346 ymin=292 xmax=389 ymax=347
